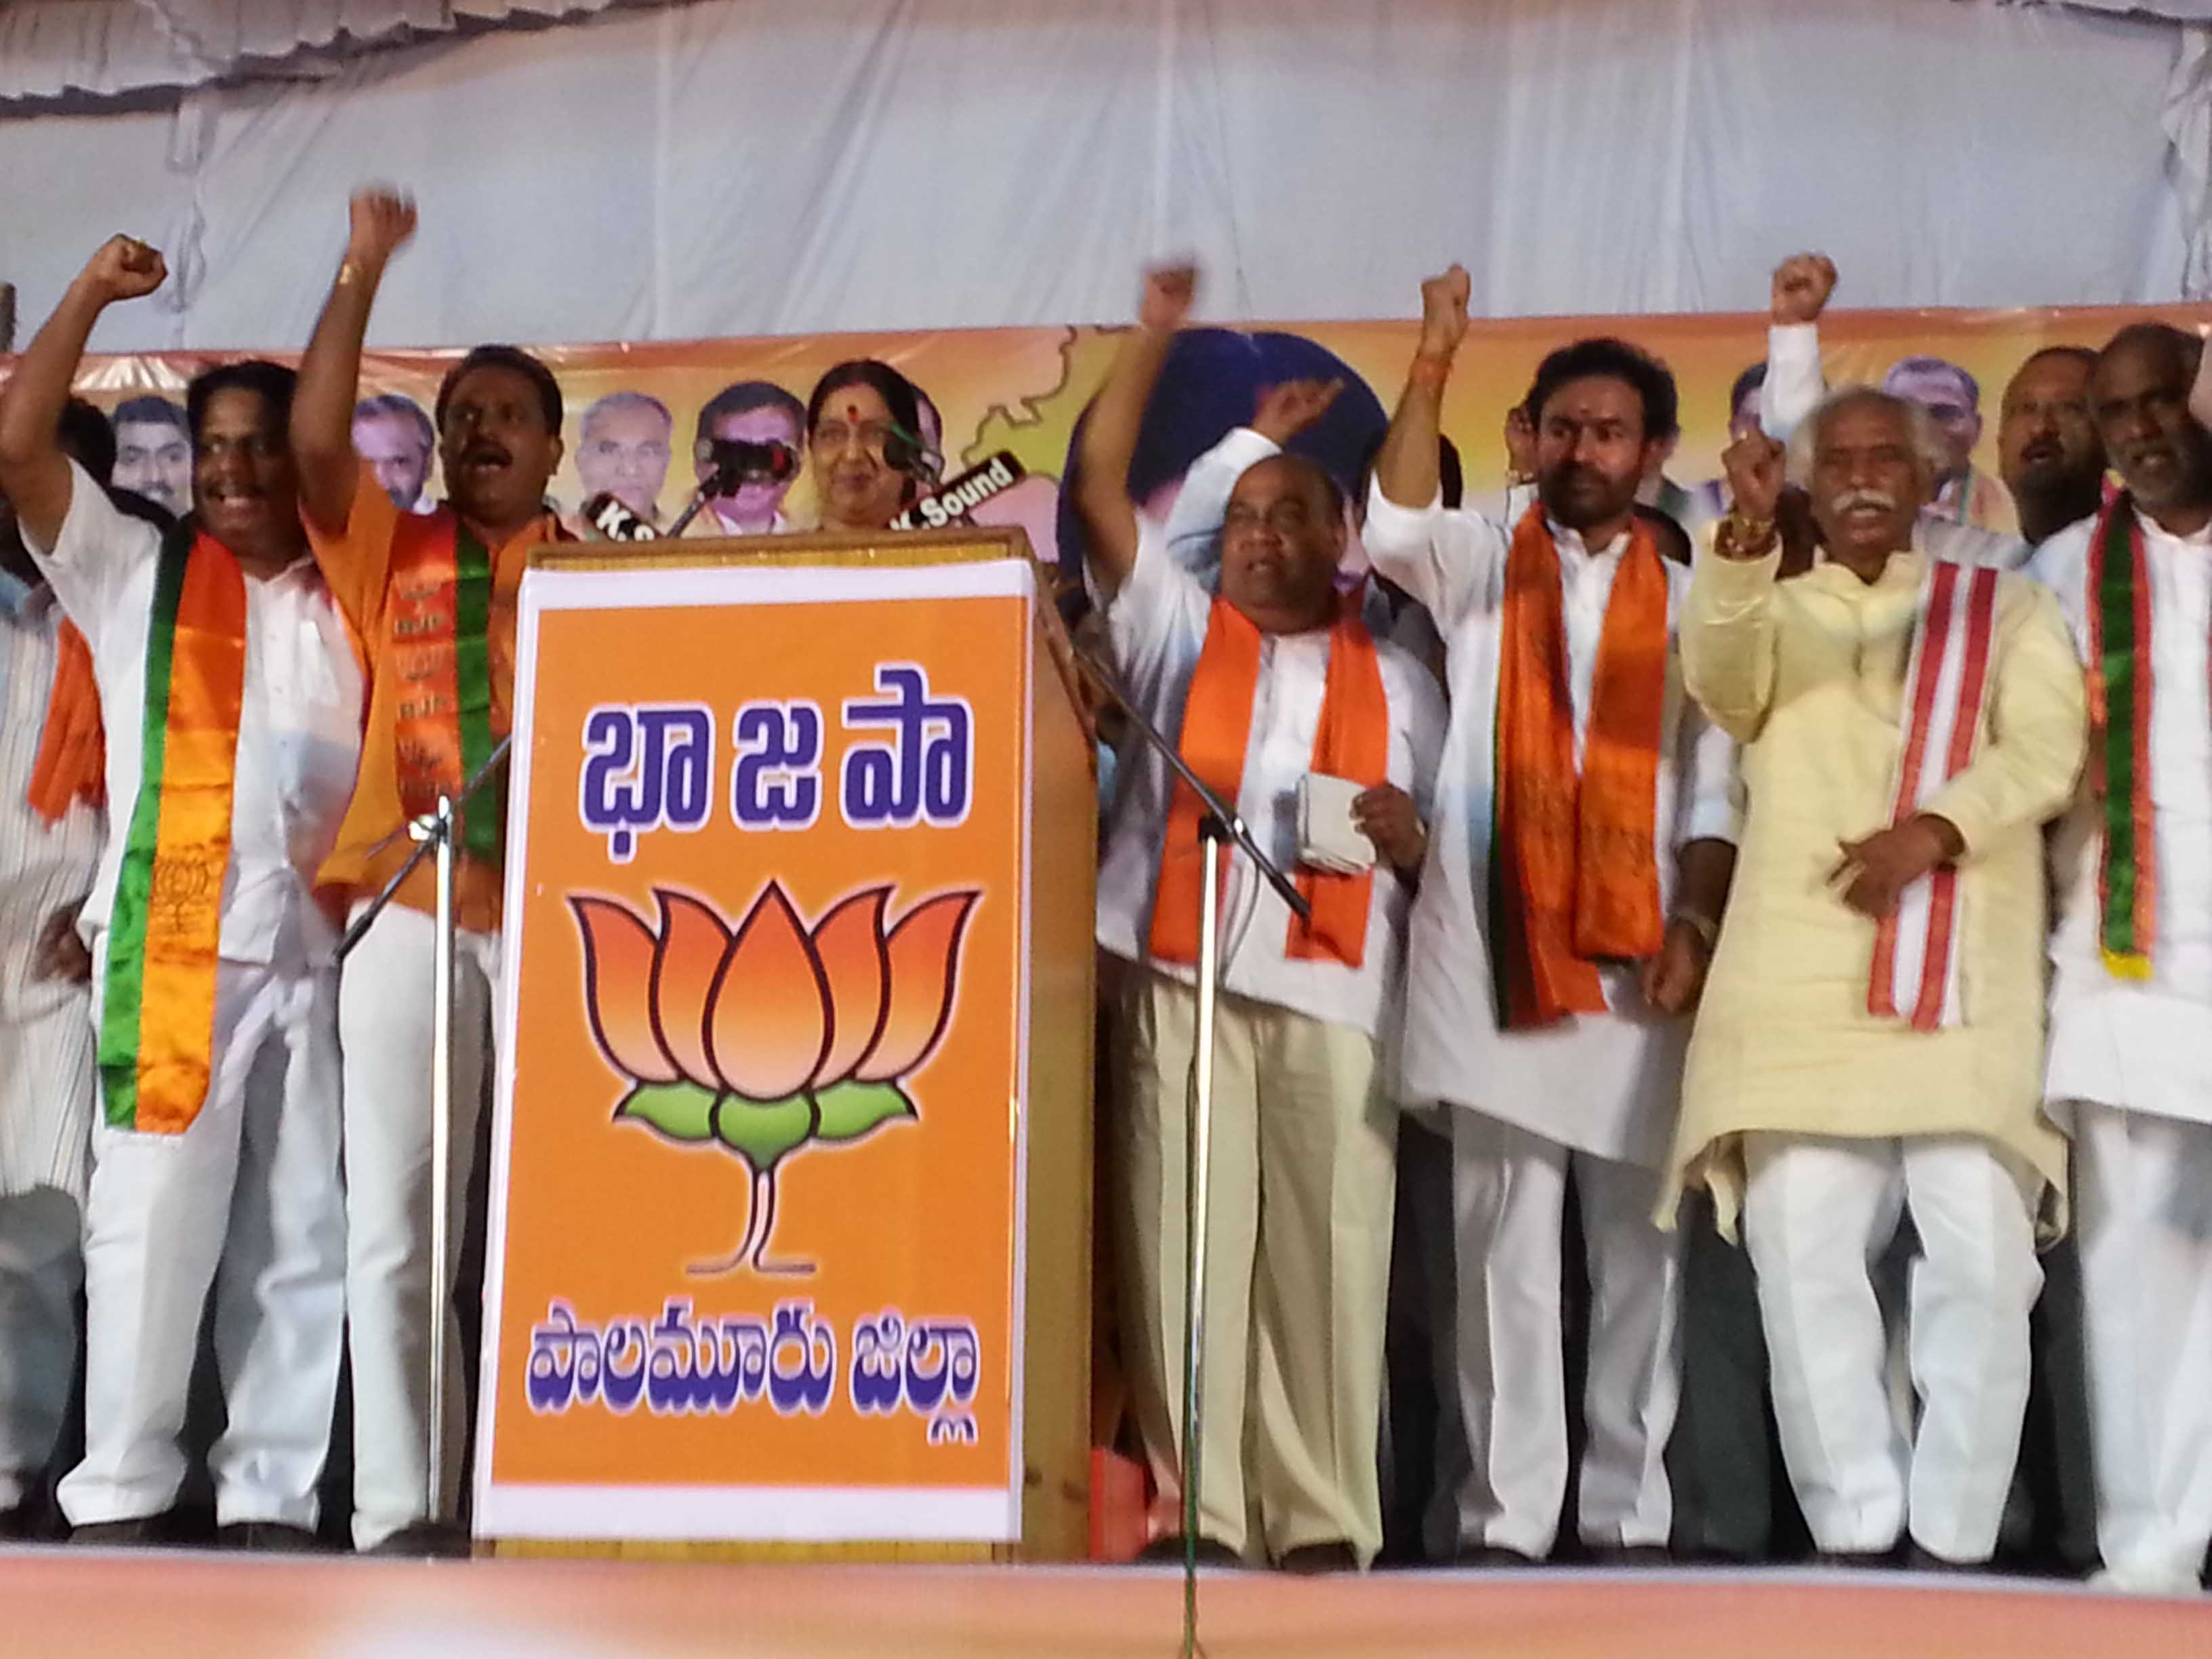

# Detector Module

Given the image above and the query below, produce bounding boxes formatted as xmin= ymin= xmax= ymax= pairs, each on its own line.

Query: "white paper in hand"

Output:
xmin=1297 ymin=773 xmax=1374 ymax=876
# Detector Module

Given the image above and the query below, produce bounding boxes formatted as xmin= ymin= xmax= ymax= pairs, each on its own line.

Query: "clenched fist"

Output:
xmin=1139 ymin=264 xmax=1197 ymax=335
xmin=346 ymin=188 xmax=418 ymax=270
xmin=1770 ymin=253 xmax=1837 ymax=327
xmin=1418 ymin=264 xmax=1472 ymax=361
xmin=78 ymin=236 xmax=167 ymax=305
xmin=1721 ymin=426 xmax=1788 ymax=531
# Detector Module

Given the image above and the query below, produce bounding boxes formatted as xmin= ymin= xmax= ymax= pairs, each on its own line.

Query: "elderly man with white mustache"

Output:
xmin=1665 ymin=386 xmax=2087 ymax=1569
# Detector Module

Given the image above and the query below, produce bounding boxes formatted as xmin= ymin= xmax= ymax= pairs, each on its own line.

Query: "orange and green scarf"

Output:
xmin=1149 ymin=592 xmax=1391 ymax=969
xmin=98 ymin=523 xmax=246 ymax=1134
xmin=1488 ymin=505 xmax=1668 ymax=1029
xmin=388 ymin=512 xmax=502 ymax=861
xmin=2087 ymin=495 xmax=2169 ymax=979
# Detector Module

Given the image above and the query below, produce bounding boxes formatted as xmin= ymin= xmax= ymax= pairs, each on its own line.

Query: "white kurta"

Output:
xmin=1361 ymin=485 xmax=1740 ymax=1168
xmin=0 ymin=578 xmax=103 ymax=1201
xmin=2032 ymin=511 xmax=2212 ymax=1128
xmin=1096 ymin=521 xmax=1447 ymax=1040
xmin=25 ymin=460 xmax=364 ymax=968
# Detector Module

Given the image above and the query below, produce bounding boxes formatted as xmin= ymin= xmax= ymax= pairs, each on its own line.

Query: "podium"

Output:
xmin=472 ymin=528 xmax=1096 ymax=1561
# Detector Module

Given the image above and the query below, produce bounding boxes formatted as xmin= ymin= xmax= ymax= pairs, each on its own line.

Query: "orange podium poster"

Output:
xmin=474 ymin=541 xmax=1076 ymax=1545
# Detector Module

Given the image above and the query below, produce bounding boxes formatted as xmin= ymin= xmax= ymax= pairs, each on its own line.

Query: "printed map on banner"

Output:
xmin=475 ymin=556 xmax=1036 ymax=1542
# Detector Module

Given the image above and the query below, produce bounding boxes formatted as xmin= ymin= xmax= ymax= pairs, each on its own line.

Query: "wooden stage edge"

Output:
xmin=4 ymin=1551 xmax=2207 ymax=1658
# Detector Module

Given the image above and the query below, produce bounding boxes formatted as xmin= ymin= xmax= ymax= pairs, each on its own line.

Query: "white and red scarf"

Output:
xmin=1866 ymin=561 xmax=2002 ymax=1032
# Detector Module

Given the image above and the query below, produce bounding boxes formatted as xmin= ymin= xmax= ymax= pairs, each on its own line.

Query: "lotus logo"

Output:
xmin=570 ymin=879 xmax=979 ymax=1275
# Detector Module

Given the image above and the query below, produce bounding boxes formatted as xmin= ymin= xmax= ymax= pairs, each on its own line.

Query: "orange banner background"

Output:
xmin=481 ymin=567 xmax=1035 ymax=1536
xmin=54 ymin=300 xmax=2212 ymax=582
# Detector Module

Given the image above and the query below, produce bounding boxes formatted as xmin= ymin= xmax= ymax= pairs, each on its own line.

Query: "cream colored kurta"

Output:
xmin=1665 ymin=539 xmax=2087 ymax=1237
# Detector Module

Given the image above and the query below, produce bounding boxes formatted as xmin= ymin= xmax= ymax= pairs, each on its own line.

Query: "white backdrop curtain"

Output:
xmin=0 ymin=0 xmax=2205 ymax=352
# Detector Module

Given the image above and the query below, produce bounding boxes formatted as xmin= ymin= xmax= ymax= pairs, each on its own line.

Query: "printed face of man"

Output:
xmin=352 ymin=411 xmax=434 ymax=510
xmin=114 ymin=417 xmax=191 ymax=510
xmin=577 ymin=401 xmax=673 ymax=520
xmin=702 ymin=405 xmax=804 ymax=532
xmin=1884 ymin=363 xmax=1981 ymax=478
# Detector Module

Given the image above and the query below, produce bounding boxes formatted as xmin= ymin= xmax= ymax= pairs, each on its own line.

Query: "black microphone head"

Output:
xmin=697 ymin=437 xmax=799 ymax=491
xmin=579 ymin=491 xmax=658 ymax=542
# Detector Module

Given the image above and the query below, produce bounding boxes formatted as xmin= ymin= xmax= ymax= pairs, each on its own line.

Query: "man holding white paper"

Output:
xmin=1364 ymin=268 xmax=1739 ymax=1565
xmin=1073 ymin=264 xmax=1443 ymax=1573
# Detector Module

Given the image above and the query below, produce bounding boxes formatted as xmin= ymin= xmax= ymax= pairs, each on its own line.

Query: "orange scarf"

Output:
xmin=26 ymin=619 xmax=106 ymax=824
xmin=1148 ymin=594 xmax=1390 ymax=968
xmin=100 ymin=527 xmax=247 ymax=1134
xmin=1490 ymin=506 xmax=1668 ymax=1029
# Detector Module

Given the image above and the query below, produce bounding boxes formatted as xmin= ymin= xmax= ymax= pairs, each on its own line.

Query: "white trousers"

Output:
xmin=0 ymin=1187 xmax=83 ymax=1510
xmin=1113 ymin=970 xmax=1395 ymax=1565
xmin=340 ymin=899 xmax=497 ymax=1551
xmin=1448 ymin=1111 xmax=1680 ymax=1557
xmin=58 ymin=956 xmax=346 ymax=1528
xmin=2074 ymin=1101 xmax=2212 ymax=1588
xmin=1742 ymin=1132 xmax=2039 ymax=1561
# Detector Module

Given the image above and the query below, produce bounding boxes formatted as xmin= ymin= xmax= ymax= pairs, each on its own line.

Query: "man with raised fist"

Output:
xmin=291 ymin=189 xmax=570 ymax=1554
xmin=1076 ymin=263 xmax=1444 ymax=1573
xmin=0 ymin=234 xmax=359 ymax=1550
xmin=1669 ymin=387 xmax=2084 ymax=1568
xmin=1364 ymin=264 xmax=1739 ymax=1568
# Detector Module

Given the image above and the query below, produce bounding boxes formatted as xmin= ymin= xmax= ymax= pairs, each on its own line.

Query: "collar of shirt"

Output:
xmin=1807 ymin=539 xmax=1925 ymax=592
xmin=1542 ymin=517 xmax=1629 ymax=569
xmin=2132 ymin=505 xmax=2212 ymax=552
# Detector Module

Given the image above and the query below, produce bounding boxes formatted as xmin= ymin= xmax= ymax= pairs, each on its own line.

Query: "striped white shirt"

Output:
xmin=0 ymin=573 xmax=104 ymax=1199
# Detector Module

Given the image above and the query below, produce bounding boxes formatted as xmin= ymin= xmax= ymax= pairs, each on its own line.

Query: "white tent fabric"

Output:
xmin=0 ymin=0 xmax=640 ymax=100
xmin=2 ymin=0 xmax=2207 ymax=104
xmin=0 ymin=0 xmax=2203 ymax=352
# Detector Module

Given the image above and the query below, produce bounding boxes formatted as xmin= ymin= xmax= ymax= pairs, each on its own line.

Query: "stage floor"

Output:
xmin=6 ymin=1551 xmax=2207 ymax=1656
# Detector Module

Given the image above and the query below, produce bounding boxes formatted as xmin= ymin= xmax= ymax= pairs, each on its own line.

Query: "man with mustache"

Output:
xmin=290 ymin=188 xmax=569 ymax=1554
xmin=1362 ymin=266 xmax=1739 ymax=1568
xmin=1756 ymin=256 xmax=2056 ymax=567
xmin=0 ymin=235 xmax=360 ymax=1549
xmin=2030 ymin=323 xmax=2212 ymax=1593
xmin=1075 ymin=264 xmax=1443 ymax=1572
xmin=1671 ymin=387 xmax=2085 ymax=1569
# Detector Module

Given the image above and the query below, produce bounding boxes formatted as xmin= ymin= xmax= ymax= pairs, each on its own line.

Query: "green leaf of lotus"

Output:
xmin=615 ymin=1080 xmax=718 ymax=1142
xmin=712 ymin=1094 xmax=815 ymax=1170
xmin=813 ymin=1080 xmax=917 ymax=1145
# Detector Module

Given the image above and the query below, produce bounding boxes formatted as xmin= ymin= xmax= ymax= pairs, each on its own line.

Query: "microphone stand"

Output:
xmin=336 ymin=733 xmax=511 ymax=1546
xmin=1070 ymin=646 xmax=1306 ymax=1659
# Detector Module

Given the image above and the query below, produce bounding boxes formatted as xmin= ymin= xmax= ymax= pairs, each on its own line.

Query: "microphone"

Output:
xmin=695 ymin=437 xmax=799 ymax=495
xmin=890 ymin=451 xmax=1028 ymax=531
xmin=578 ymin=492 xmax=661 ymax=542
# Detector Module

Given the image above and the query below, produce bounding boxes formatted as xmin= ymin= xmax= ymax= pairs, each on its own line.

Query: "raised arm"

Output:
xmin=1758 ymin=252 xmax=1836 ymax=445
xmin=1072 ymin=264 xmax=1193 ymax=602
xmin=292 ymin=189 xmax=417 ymax=537
xmin=1683 ymin=428 xmax=1789 ymax=741
xmin=1374 ymin=266 xmax=1469 ymax=512
xmin=1161 ymin=377 xmax=1342 ymax=582
xmin=0 ymin=237 xmax=167 ymax=550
